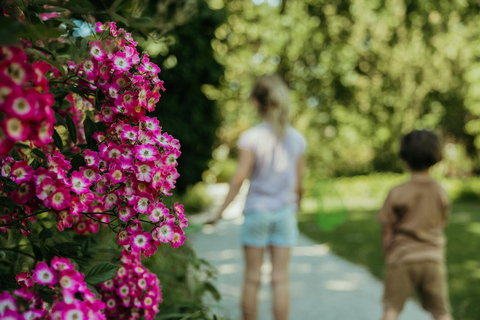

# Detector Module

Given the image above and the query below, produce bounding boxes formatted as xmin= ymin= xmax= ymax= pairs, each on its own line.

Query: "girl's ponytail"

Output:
xmin=251 ymin=75 xmax=290 ymax=138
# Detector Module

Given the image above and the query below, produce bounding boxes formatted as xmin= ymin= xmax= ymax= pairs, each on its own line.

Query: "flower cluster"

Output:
xmin=0 ymin=257 xmax=105 ymax=319
xmin=68 ymin=22 xmax=188 ymax=255
xmin=0 ymin=18 xmax=188 ymax=320
xmin=0 ymin=22 xmax=187 ymax=257
xmin=96 ymin=250 xmax=162 ymax=320
xmin=0 ymin=46 xmax=55 ymax=156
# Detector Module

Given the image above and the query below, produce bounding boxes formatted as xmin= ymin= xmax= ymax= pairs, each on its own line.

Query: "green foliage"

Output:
xmin=180 ymin=183 xmax=213 ymax=214
xmin=84 ymin=262 xmax=120 ymax=285
xmin=146 ymin=0 xmax=226 ymax=192
xmin=299 ymin=174 xmax=480 ymax=320
xmin=299 ymin=202 xmax=480 ymax=320
xmin=0 ymin=0 xmax=198 ymax=45
xmin=143 ymin=243 xmax=220 ymax=319
xmin=208 ymin=0 xmax=480 ymax=177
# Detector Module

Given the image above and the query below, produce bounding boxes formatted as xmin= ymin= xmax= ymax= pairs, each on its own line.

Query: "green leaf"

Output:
xmin=62 ymin=0 xmax=95 ymax=14
xmin=14 ymin=143 xmax=30 ymax=149
xmin=32 ymin=149 xmax=47 ymax=163
xmin=30 ymin=158 xmax=40 ymax=170
xmin=25 ymin=48 xmax=66 ymax=76
xmin=32 ymin=45 xmax=55 ymax=56
xmin=39 ymin=228 xmax=55 ymax=241
xmin=70 ymin=154 xmax=86 ymax=172
xmin=66 ymin=115 xmax=78 ymax=144
xmin=83 ymin=116 xmax=97 ymax=149
xmin=2 ymin=180 xmax=18 ymax=193
xmin=204 ymin=282 xmax=221 ymax=301
xmin=31 ymin=243 xmax=43 ymax=261
xmin=38 ymin=288 xmax=54 ymax=305
xmin=53 ymin=242 xmax=81 ymax=257
xmin=0 ymin=16 xmax=23 ymax=46
xmin=0 ymin=197 xmax=17 ymax=209
xmin=183 ymin=223 xmax=204 ymax=234
xmin=84 ymin=262 xmax=120 ymax=285
xmin=54 ymin=111 xmax=67 ymax=128
xmin=52 ymin=129 xmax=63 ymax=150
xmin=18 ymin=24 xmax=64 ymax=42
xmin=9 ymin=148 xmax=20 ymax=161
xmin=86 ymin=283 xmax=101 ymax=299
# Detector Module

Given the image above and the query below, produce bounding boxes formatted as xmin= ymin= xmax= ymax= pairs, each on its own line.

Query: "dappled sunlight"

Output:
xmin=295 ymin=263 xmax=313 ymax=274
xmin=220 ymin=249 xmax=240 ymax=259
xmin=467 ymin=222 xmax=480 ymax=234
xmin=261 ymin=261 xmax=272 ymax=284
xmin=292 ymin=244 xmax=330 ymax=257
xmin=202 ymin=224 xmax=215 ymax=234
xmin=324 ymin=280 xmax=358 ymax=291
xmin=217 ymin=263 xmax=240 ymax=275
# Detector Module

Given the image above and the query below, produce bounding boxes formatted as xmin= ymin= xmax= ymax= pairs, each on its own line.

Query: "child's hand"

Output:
xmin=205 ymin=212 xmax=222 ymax=225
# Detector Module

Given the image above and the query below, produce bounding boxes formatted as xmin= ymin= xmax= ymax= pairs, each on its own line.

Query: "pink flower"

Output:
xmin=70 ymin=171 xmax=91 ymax=194
xmin=157 ymin=223 xmax=175 ymax=243
xmin=80 ymin=167 xmax=99 ymax=184
xmin=104 ymin=192 xmax=120 ymax=209
xmin=110 ymin=165 xmax=126 ymax=184
xmin=51 ymin=257 xmax=74 ymax=272
xmin=135 ymin=144 xmax=158 ymax=162
xmin=50 ymin=188 xmax=71 ymax=211
xmin=15 ymin=272 xmax=33 ymax=288
xmin=84 ymin=150 xmax=99 ymax=167
xmin=134 ymin=194 xmax=153 ymax=214
xmin=10 ymin=161 xmax=33 ymax=183
xmin=112 ymin=51 xmax=132 ymax=72
xmin=89 ymin=41 xmax=106 ymax=61
xmin=0 ymin=292 xmax=17 ymax=316
xmin=135 ymin=162 xmax=153 ymax=182
xmin=149 ymin=203 xmax=169 ymax=222
xmin=118 ymin=206 xmax=135 ymax=222
xmin=121 ymin=124 xmax=139 ymax=141
xmin=4 ymin=117 xmax=30 ymax=141
xmin=32 ymin=262 xmax=57 ymax=285
xmin=131 ymin=232 xmax=151 ymax=250
xmin=117 ymin=230 xmax=131 ymax=246
xmin=171 ymin=228 xmax=185 ymax=248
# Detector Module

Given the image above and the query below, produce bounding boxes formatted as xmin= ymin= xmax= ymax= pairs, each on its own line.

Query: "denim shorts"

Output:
xmin=241 ymin=206 xmax=298 ymax=247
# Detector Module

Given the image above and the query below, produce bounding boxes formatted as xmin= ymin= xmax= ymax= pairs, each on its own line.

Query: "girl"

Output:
xmin=209 ymin=75 xmax=306 ymax=320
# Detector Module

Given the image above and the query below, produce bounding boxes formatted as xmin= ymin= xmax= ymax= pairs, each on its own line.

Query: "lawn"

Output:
xmin=298 ymin=175 xmax=480 ymax=320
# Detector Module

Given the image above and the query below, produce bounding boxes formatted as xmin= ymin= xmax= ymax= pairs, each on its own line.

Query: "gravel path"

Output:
xmin=188 ymin=184 xmax=431 ymax=320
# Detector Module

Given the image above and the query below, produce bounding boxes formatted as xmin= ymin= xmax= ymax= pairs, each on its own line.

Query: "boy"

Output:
xmin=378 ymin=130 xmax=452 ymax=320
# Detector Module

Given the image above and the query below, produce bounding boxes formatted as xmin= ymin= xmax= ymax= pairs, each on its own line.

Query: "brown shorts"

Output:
xmin=383 ymin=261 xmax=451 ymax=316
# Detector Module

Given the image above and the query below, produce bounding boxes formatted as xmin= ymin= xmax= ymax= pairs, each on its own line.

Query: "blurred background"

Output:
xmin=58 ymin=0 xmax=480 ymax=319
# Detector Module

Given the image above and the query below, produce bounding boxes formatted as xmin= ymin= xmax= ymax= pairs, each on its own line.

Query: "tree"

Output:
xmin=148 ymin=0 xmax=226 ymax=192
xmin=210 ymin=0 xmax=480 ymax=178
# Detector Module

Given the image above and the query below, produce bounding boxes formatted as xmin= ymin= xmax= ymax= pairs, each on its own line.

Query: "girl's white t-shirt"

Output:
xmin=238 ymin=123 xmax=306 ymax=212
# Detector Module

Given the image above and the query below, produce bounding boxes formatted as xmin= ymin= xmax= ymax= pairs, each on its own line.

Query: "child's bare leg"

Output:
xmin=242 ymin=246 xmax=265 ymax=320
xmin=433 ymin=314 xmax=452 ymax=320
xmin=270 ymin=246 xmax=291 ymax=320
xmin=381 ymin=307 xmax=399 ymax=320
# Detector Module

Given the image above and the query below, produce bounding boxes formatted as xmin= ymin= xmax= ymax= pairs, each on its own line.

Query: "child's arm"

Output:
xmin=381 ymin=223 xmax=394 ymax=254
xmin=378 ymin=190 xmax=396 ymax=254
xmin=295 ymin=154 xmax=305 ymax=212
xmin=208 ymin=149 xmax=254 ymax=224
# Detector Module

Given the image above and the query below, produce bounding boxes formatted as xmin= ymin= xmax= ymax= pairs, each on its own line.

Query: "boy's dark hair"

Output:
xmin=400 ymin=130 xmax=443 ymax=171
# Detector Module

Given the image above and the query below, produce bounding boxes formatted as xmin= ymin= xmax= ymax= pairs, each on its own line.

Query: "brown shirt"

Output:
xmin=378 ymin=175 xmax=449 ymax=266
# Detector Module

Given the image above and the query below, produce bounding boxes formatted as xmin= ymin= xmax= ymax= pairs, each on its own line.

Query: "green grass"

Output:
xmin=298 ymin=175 xmax=480 ymax=320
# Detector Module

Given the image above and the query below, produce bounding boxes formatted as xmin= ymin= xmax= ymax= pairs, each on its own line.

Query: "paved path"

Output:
xmin=188 ymin=184 xmax=431 ymax=320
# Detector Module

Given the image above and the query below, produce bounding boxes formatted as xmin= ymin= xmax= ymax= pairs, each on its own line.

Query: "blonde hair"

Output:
xmin=250 ymin=75 xmax=290 ymax=138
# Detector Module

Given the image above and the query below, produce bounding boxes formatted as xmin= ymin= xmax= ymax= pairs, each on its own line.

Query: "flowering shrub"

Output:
xmin=0 ymin=3 xmax=189 ymax=319
xmin=96 ymin=250 xmax=162 ymax=320
xmin=0 ymin=257 xmax=105 ymax=319
xmin=0 ymin=46 xmax=55 ymax=156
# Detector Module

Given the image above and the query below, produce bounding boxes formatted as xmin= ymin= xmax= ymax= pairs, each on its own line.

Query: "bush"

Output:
xmin=181 ymin=183 xmax=214 ymax=214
